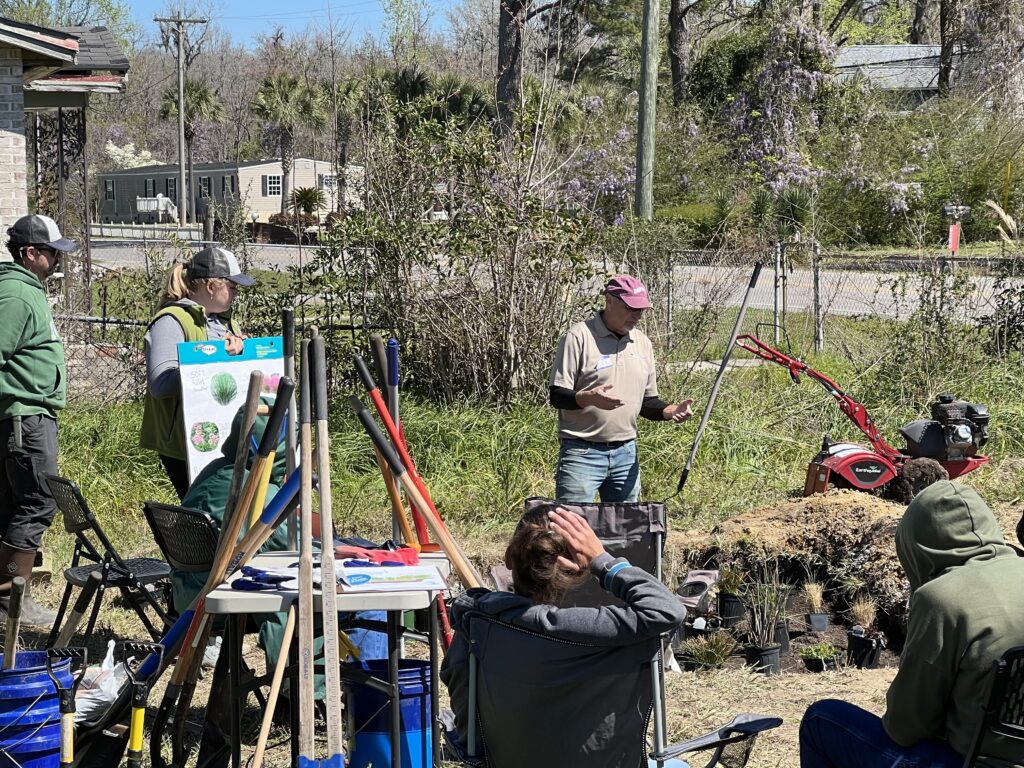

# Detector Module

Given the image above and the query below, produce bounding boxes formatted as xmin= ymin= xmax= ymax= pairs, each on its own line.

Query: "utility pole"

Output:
xmin=634 ymin=0 xmax=660 ymax=220
xmin=155 ymin=15 xmax=207 ymax=226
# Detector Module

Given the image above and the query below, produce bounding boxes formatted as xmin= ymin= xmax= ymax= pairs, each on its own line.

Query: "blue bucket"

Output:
xmin=344 ymin=659 xmax=431 ymax=768
xmin=0 ymin=651 xmax=71 ymax=768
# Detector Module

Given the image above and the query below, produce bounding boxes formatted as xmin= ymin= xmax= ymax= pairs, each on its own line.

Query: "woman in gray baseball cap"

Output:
xmin=140 ymin=246 xmax=255 ymax=499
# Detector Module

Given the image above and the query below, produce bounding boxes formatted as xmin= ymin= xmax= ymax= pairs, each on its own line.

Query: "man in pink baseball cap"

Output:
xmin=548 ymin=275 xmax=693 ymax=503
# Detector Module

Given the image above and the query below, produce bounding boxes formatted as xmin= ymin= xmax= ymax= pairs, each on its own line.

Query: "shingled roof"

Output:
xmin=55 ymin=26 xmax=128 ymax=73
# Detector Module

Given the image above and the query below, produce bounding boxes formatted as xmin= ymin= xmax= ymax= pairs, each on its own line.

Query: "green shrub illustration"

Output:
xmin=211 ymin=373 xmax=238 ymax=405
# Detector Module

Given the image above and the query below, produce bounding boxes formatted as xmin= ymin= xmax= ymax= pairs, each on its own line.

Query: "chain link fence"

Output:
xmin=56 ymin=239 xmax=1024 ymax=405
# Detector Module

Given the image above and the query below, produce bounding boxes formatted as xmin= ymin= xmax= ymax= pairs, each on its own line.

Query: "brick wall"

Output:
xmin=0 ymin=46 xmax=25 ymax=256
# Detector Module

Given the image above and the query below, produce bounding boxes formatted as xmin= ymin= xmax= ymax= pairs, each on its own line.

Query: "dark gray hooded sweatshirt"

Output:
xmin=440 ymin=553 xmax=685 ymax=767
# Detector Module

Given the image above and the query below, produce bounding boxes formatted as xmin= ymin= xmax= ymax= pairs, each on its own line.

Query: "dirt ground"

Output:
xmin=17 ymin=487 xmax=1021 ymax=767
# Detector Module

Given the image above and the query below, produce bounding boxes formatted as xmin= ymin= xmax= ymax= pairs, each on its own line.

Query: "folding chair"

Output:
xmin=450 ymin=610 xmax=780 ymax=768
xmin=44 ymin=475 xmax=172 ymax=646
xmin=962 ymin=645 xmax=1024 ymax=767
xmin=142 ymin=501 xmax=220 ymax=615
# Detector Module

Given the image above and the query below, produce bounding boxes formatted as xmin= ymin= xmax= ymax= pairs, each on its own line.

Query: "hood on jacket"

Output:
xmin=0 ymin=261 xmax=43 ymax=289
xmin=896 ymin=480 xmax=1016 ymax=593
xmin=449 ymin=587 xmax=531 ymax=629
xmin=220 ymin=395 xmax=289 ymax=484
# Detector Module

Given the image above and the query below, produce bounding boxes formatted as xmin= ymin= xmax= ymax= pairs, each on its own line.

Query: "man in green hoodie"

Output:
xmin=0 ymin=215 xmax=75 ymax=628
xmin=800 ymin=481 xmax=1024 ymax=768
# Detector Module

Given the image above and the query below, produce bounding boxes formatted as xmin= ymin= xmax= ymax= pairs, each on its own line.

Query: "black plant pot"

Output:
xmin=774 ymin=620 xmax=790 ymax=654
xmin=745 ymin=644 xmax=781 ymax=676
xmin=802 ymin=656 xmax=840 ymax=673
xmin=718 ymin=593 xmax=745 ymax=629
xmin=847 ymin=632 xmax=883 ymax=669
xmin=808 ymin=612 xmax=829 ymax=633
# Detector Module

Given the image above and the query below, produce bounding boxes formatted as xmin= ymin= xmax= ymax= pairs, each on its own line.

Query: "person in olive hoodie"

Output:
xmin=0 ymin=214 xmax=76 ymax=628
xmin=800 ymin=481 xmax=1024 ymax=768
xmin=140 ymin=247 xmax=253 ymax=499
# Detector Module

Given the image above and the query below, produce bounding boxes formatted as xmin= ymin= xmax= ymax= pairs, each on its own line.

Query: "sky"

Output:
xmin=128 ymin=0 xmax=452 ymax=49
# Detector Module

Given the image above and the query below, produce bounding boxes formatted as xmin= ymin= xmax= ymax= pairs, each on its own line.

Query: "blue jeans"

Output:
xmin=800 ymin=700 xmax=963 ymax=768
xmin=555 ymin=438 xmax=640 ymax=503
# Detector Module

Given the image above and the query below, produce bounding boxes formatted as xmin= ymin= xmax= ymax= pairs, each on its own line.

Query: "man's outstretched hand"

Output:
xmin=663 ymin=398 xmax=693 ymax=423
xmin=576 ymin=384 xmax=625 ymax=410
xmin=548 ymin=507 xmax=605 ymax=572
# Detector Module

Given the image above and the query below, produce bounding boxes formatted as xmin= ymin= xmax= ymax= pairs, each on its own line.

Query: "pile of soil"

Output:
xmin=669 ymin=488 xmax=1022 ymax=637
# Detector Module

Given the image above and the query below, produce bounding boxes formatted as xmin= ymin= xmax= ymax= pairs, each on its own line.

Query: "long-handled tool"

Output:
xmin=46 ymin=647 xmax=87 ymax=768
xmin=51 ymin=571 xmax=102 ymax=648
xmin=386 ymin=338 xmax=402 ymax=442
xmin=671 ymin=261 xmax=763 ymax=497
xmin=349 ymin=395 xmax=482 ymax=588
xmin=158 ymin=371 xmax=265 ymax=767
xmin=123 ymin=641 xmax=164 ymax=768
xmin=2 ymin=576 xmax=25 ymax=670
xmin=297 ymin=339 xmax=317 ymax=760
xmin=311 ymin=336 xmax=345 ymax=766
xmin=353 ymin=356 xmax=435 ymax=546
xmin=251 ymin=606 xmax=295 ymax=768
xmin=152 ymin=373 xmax=293 ymax=768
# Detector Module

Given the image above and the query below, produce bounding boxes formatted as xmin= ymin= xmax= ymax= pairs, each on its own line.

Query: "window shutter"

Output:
xmin=261 ymin=175 xmax=268 ymax=197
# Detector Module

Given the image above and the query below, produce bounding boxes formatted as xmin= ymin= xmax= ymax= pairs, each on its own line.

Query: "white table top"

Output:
xmin=204 ymin=552 xmax=436 ymax=614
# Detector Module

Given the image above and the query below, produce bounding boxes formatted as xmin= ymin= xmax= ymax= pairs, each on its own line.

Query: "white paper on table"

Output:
xmin=336 ymin=565 xmax=446 ymax=592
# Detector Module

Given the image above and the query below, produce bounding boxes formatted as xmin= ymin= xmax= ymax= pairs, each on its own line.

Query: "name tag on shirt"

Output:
xmin=595 ymin=355 xmax=614 ymax=371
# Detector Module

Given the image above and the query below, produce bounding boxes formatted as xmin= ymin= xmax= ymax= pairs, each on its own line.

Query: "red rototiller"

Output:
xmin=735 ymin=333 xmax=990 ymax=502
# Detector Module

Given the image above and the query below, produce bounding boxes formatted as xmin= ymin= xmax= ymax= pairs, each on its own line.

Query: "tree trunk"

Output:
xmin=280 ymin=130 xmax=294 ymax=216
xmin=938 ymin=0 xmax=956 ymax=97
xmin=910 ymin=0 xmax=929 ymax=43
xmin=496 ymin=0 xmax=528 ymax=134
xmin=668 ymin=0 xmax=695 ymax=107
xmin=336 ymin=115 xmax=351 ymax=213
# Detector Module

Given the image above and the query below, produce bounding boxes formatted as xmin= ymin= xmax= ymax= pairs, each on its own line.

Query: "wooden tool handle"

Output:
xmin=2 ymin=577 xmax=25 ymax=670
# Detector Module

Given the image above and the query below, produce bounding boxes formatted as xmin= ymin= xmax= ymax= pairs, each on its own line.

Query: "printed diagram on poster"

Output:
xmin=179 ymin=336 xmax=285 ymax=481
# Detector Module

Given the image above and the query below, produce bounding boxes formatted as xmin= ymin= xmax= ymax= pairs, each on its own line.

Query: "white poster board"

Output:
xmin=178 ymin=335 xmax=285 ymax=481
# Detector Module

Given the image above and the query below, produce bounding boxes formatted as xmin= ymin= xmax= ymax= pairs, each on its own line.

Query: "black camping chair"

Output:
xmin=448 ymin=610 xmax=781 ymax=768
xmin=962 ymin=645 xmax=1024 ymax=767
xmin=142 ymin=501 xmax=220 ymax=615
xmin=44 ymin=475 xmax=172 ymax=646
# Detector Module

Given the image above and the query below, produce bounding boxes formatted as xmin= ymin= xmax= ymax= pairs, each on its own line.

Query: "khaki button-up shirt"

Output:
xmin=549 ymin=312 xmax=658 ymax=442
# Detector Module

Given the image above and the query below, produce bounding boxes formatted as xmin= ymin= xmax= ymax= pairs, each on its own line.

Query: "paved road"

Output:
xmin=90 ymin=241 xmax=1016 ymax=320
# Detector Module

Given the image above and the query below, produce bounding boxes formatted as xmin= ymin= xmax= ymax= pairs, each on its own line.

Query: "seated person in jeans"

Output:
xmin=800 ymin=481 xmax=1024 ymax=768
xmin=441 ymin=507 xmax=685 ymax=759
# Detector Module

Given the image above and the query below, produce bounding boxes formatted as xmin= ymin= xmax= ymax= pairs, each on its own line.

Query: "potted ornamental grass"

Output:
xmin=847 ymin=596 xmax=886 ymax=669
xmin=744 ymin=577 xmax=789 ymax=676
xmin=677 ymin=632 xmax=739 ymax=672
xmin=804 ymin=579 xmax=829 ymax=633
xmin=717 ymin=567 xmax=745 ymax=629
xmin=800 ymin=643 xmax=842 ymax=672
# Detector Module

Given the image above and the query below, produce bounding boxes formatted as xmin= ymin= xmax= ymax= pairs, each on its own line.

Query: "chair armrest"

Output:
xmin=652 ymin=714 xmax=783 ymax=761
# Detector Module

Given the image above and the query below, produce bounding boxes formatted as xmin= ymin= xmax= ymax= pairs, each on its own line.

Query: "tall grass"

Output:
xmin=51 ymin=353 xmax=1024 ymax=570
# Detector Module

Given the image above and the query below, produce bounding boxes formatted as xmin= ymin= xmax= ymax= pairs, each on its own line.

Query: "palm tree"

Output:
xmin=289 ymin=187 xmax=326 ymax=217
xmin=252 ymin=75 xmax=328 ymax=215
xmin=160 ymin=79 xmax=225 ymax=223
xmin=326 ymin=78 xmax=364 ymax=211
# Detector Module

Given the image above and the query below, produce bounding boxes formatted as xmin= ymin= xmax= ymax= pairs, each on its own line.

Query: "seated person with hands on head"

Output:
xmin=800 ymin=480 xmax=1024 ymax=768
xmin=441 ymin=507 xmax=686 ymax=762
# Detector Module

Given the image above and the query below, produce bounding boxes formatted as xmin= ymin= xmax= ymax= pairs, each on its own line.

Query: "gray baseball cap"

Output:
xmin=7 ymin=214 xmax=76 ymax=252
xmin=189 ymin=246 xmax=256 ymax=286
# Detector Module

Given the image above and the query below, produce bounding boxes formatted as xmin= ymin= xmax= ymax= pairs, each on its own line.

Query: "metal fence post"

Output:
xmin=666 ymin=250 xmax=674 ymax=350
xmin=813 ymin=241 xmax=823 ymax=353
xmin=773 ymin=242 xmax=781 ymax=344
